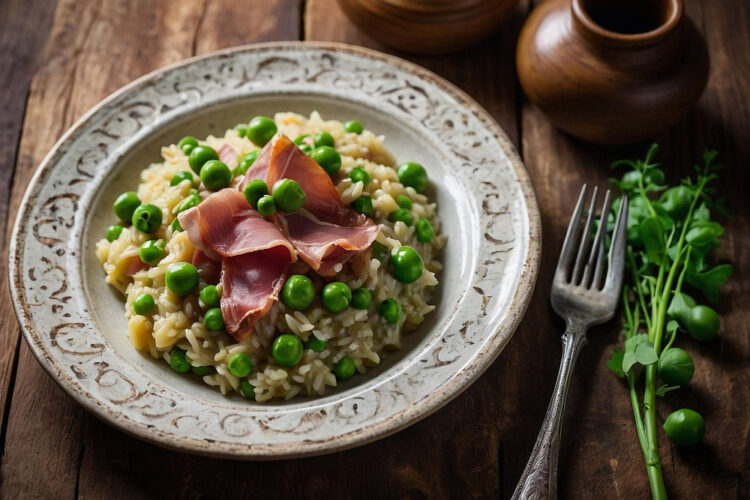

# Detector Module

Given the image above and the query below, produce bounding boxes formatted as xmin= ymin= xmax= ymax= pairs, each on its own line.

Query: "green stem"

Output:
xmin=675 ymin=247 xmax=692 ymax=294
xmin=643 ymin=364 xmax=668 ymax=500
xmin=628 ymin=249 xmax=651 ymax=331
xmin=663 ymin=328 xmax=678 ymax=353
xmin=627 ymin=374 xmax=648 ymax=454
xmin=640 ymin=177 xmax=709 ymax=500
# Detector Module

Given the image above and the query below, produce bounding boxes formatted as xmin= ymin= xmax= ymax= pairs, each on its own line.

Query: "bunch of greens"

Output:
xmin=606 ymin=144 xmax=732 ymax=500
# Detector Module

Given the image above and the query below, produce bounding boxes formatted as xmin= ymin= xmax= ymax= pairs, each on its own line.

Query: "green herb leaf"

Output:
xmin=639 ymin=216 xmax=665 ymax=264
xmin=656 ymin=384 xmax=680 ymax=397
xmin=607 ymin=347 xmax=626 ymax=377
xmin=686 ymin=264 xmax=733 ymax=302
xmin=666 ymin=320 xmax=680 ymax=334
xmin=623 ymin=334 xmax=658 ymax=374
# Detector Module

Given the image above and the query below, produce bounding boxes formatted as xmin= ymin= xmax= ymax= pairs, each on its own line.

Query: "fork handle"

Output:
xmin=511 ymin=325 xmax=587 ymax=500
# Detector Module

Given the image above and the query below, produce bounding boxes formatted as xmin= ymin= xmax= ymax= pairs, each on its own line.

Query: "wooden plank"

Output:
xmin=0 ymin=1 xmax=297 ymax=498
xmin=0 ymin=0 xmax=57 ymax=447
xmin=519 ymin=0 xmax=750 ymax=498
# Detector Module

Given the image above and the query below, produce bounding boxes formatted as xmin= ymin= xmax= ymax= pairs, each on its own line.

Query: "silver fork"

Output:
xmin=511 ymin=186 xmax=628 ymax=500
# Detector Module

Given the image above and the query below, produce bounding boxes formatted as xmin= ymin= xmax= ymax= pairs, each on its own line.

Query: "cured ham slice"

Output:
xmin=242 ymin=135 xmax=378 ymax=275
xmin=192 ymin=249 xmax=220 ymax=285
xmin=221 ymin=252 xmax=289 ymax=341
xmin=279 ymin=210 xmax=376 ymax=275
xmin=218 ymin=144 xmax=238 ymax=170
xmin=177 ymin=188 xmax=295 ymax=341
xmin=178 ymin=189 xmax=295 ymax=262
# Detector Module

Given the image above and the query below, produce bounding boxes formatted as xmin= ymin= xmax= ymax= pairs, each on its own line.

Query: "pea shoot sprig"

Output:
xmin=606 ymin=144 xmax=732 ymax=500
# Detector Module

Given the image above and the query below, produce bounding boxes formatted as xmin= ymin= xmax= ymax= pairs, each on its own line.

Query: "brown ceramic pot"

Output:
xmin=337 ymin=0 xmax=519 ymax=55
xmin=516 ymin=0 xmax=709 ymax=144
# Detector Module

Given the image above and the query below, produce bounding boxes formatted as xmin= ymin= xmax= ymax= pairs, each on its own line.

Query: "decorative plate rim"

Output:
xmin=9 ymin=41 xmax=541 ymax=459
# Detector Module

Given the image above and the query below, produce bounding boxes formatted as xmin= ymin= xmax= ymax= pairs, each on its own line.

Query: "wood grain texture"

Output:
xmin=337 ymin=0 xmax=519 ymax=54
xmin=0 ymin=0 xmax=57 ymax=450
xmin=0 ymin=0 xmax=747 ymax=498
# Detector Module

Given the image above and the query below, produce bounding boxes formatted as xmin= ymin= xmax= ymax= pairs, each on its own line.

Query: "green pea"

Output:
xmin=199 ymin=285 xmax=220 ymax=308
xmin=188 ymin=145 xmax=219 ymax=174
xmin=299 ymin=144 xmax=313 ymax=155
xmin=272 ymin=178 xmax=306 ymax=213
xmin=173 ymin=195 xmax=200 ymax=218
xmin=314 ymin=130 xmax=334 ymax=148
xmin=191 ymin=364 xmax=214 ymax=377
xmin=204 ymin=307 xmax=225 ymax=331
xmin=396 ymin=195 xmax=413 ymax=209
xmin=371 ymin=241 xmax=388 ymax=261
xmin=132 ymin=204 xmax=163 ymax=233
xmin=416 ymin=217 xmax=434 ymax=242
xmin=351 ymin=196 xmax=373 ymax=216
xmin=234 ymin=150 xmax=259 ymax=176
xmin=344 ymin=120 xmax=363 ymax=134
xmin=106 ymin=224 xmax=124 ymax=242
xmin=247 ymin=116 xmax=277 ymax=146
xmin=170 ymin=171 xmax=195 ymax=187
xmin=200 ymin=160 xmax=232 ymax=191
xmin=397 ymin=162 xmax=428 ymax=193
xmin=351 ymin=288 xmax=372 ymax=310
xmin=389 ymin=208 xmax=413 ymax=226
xmin=379 ymin=298 xmax=401 ymax=324
xmin=349 ymin=167 xmax=371 ymax=186
xmin=132 ymin=293 xmax=155 ymax=315
xmin=281 ymin=275 xmax=315 ymax=310
xmin=321 ymin=282 xmax=352 ymax=312
xmin=293 ymin=134 xmax=310 ymax=145
xmin=113 ymin=191 xmax=141 ymax=222
xmin=241 ymin=179 xmax=268 ymax=209
xmin=310 ymin=146 xmax=341 ymax=176
xmin=334 ymin=356 xmax=356 ymax=380
xmin=139 ymin=239 xmax=166 ymax=265
xmin=240 ymin=380 xmax=255 ymax=399
xmin=170 ymin=348 xmax=190 ymax=373
xmin=687 ymin=305 xmax=719 ymax=341
xmin=178 ymin=136 xmax=199 ymax=155
xmin=663 ymin=409 xmax=705 ymax=446
xmin=171 ymin=218 xmax=183 ymax=233
xmin=306 ymin=337 xmax=326 ymax=352
xmin=658 ymin=348 xmax=695 ymax=386
xmin=271 ymin=334 xmax=304 ymax=367
xmin=257 ymin=195 xmax=276 ymax=216
xmin=235 ymin=123 xmax=248 ymax=138
xmin=165 ymin=262 xmax=199 ymax=296
xmin=391 ymin=246 xmax=424 ymax=283
xmin=228 ymin=352 xmax=252 ymax=377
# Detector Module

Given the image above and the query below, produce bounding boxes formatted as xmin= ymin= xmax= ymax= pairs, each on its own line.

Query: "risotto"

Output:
xmin=96 ymin=112 xmax=445 ymax=402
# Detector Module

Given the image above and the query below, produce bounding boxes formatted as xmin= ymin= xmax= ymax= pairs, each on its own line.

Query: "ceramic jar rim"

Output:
xmin=571 ymin=0 xmax=683 ymax=47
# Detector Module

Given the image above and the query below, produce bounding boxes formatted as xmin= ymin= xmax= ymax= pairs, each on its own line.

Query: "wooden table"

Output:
xmin=1 ymin=0 xmax=747 ymax=497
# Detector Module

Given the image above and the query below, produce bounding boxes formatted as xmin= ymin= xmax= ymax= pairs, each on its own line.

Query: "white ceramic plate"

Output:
xmin=9 ymin=42 xmax=540 ymax=459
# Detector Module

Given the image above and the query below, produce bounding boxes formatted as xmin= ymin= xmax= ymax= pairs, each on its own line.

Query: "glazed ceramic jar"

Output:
xmin=516 ymin=0 xmax=709 ymax=144
xmin=337 ymin=0 xmax=519 ymax=55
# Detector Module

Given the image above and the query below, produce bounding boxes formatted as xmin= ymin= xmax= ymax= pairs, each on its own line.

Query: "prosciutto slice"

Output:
xmin=242 ymin=135 xmax=378 ymax=275
xmin=178 ymin=188 xmax=295 ymax=262
xmin=178 ymin=188 xmax=295 ymax=341
xmin=221 ymin=252 xmax=288 ymax=338
xmin=218 ymin=144 xmax=239 ymax=170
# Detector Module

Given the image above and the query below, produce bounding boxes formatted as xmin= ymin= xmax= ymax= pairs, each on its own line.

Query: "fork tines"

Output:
xmin=555 ymin=185 xmax=628 ymax=291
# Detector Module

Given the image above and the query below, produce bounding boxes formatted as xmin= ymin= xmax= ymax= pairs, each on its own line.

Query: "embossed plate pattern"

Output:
xmin=9 ymin=42 xmax=540 ymax=459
